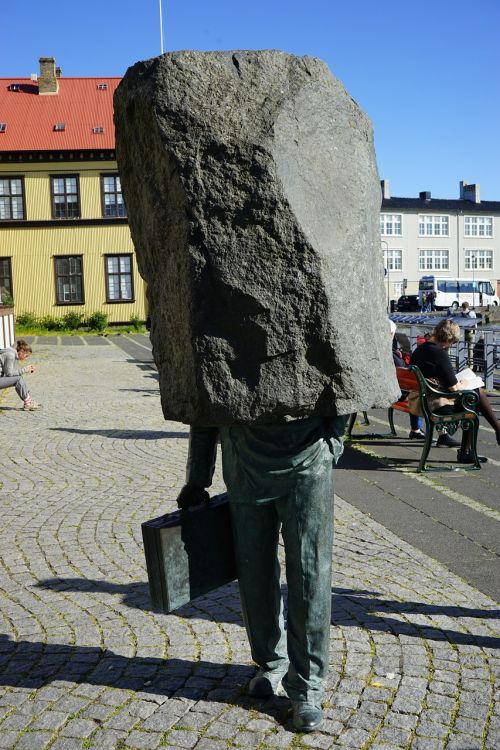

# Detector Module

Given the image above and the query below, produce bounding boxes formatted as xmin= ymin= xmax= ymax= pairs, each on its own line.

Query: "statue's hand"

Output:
xmin=176 ymin=484 xmax=210 ymax=509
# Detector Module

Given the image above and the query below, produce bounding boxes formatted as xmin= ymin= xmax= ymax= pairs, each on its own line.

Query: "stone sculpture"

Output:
xmin=114 ymin=50 xmax=399 ymax=425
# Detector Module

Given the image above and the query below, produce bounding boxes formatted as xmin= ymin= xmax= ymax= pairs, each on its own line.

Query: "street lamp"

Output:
xmin=381 ymin=240 xmax=390 ymax=312
xmin=471 ymin=250 xmax=477 ymax=308
xmin=159 ymin=0 xmax=165 ymax=54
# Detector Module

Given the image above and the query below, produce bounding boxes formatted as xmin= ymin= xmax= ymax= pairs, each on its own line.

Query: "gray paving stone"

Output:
xmin=300 ymin=733 xmax=336 ymax=749
xmin=375 ymin=725 xmax=413 ymax=745
xmin=384 ymin=711 xmax=419 ymax=729
xmin=163 ymin=729 xmax=199 ymax=748
xmin=123 ymin=730 xmax=163 ymax=749
xmin=410 ymin=737 xmax=446 ymax=750
xmin=59 ymin=718 xmax=100 ymax=738
xmin=29 ymin=710 xmax=69 ymax=730
xmin=336 ymin=727 xmax=372 ymax=746
xmin=415 ymin=721 xmax=449 ymax=739
xmin=446 ymin=734 xmax=483 ymax=750
xmin=15 ymin=732 xmax=54 ymax=750
xmin=0 ymin=732 xmax=19 ymax=749
xmin=346 ymin=712 xmax=381 ymax=732
xmin=193 ymin=741 xmax=228 ymax=750
xmin=0 ymin=712 xmax=32 ymax=730
xmin=50 ymin=737 xmax=82 ymax=750
xmin=452 ymin=716 xmax=485 ymax=736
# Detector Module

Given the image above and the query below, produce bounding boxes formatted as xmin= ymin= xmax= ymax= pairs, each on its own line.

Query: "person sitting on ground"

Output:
xmin=410 ymin=319 xmax=500 ymax=463
xmin=0 ymin=340 xmax=41 ymax=411
xmin=389 ymin=320 xmax=426 ymax=440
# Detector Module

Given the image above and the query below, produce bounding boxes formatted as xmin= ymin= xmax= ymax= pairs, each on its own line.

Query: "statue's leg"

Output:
xmin=278 ymin=449 xmax=334 ymax=705
xmin=229 ymin=501 xmax=288 ymax=674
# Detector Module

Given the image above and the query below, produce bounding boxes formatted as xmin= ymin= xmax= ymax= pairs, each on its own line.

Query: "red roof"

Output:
xmin=0 ymin=77 xmax=121 ymax=151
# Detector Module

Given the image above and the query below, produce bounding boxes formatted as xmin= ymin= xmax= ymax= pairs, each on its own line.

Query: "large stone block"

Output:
xmin=114 ymin=50 xmax=399 ymax=425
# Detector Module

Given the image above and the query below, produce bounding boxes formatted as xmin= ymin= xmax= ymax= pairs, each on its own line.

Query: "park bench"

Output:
xmin=348 ymin=365 xmax=481 ymax=472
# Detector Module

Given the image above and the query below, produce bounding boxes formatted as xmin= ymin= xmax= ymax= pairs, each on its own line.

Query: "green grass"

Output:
xmin=15 ymin=324 xmax=147 ymax=337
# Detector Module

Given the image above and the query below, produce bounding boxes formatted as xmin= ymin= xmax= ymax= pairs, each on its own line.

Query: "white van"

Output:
xmin=418 ymin=276 xmax=499 ymax=310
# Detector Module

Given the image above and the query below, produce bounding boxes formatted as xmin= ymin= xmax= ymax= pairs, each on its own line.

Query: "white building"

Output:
xmin=380 ymin=180 xmax=500 ymax=303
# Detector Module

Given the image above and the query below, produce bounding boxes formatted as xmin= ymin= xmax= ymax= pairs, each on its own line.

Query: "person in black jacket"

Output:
xmin=410 ymin=319 xmax=500 ymax=463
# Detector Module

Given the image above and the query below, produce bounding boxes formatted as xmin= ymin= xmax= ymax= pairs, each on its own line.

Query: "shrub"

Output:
xmin=63 ymin=311 xmax=84 ymax=330
xmin=16 ymin=311 xmax=38 ymax=327
xmin=129 ymin=315 xmax=142 ymax=331
xmin=40 ymin=315 xmax=66 ymax=331
xmin=87 ymin=311 xmax=108 ymax=332
xmin=0 ymin=291 xmax=13 ymax=306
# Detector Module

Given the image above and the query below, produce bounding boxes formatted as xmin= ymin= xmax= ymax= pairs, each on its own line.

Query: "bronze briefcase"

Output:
xmin=141 ymin=493 xmax=238 ymax=613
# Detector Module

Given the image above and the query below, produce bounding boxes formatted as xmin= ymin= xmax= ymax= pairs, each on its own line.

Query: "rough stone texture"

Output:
xmin=114 ymin=50 xmax=399 ymax=425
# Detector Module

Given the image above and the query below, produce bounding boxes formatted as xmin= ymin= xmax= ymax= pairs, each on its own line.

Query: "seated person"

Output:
xmin=390 ymin=320 xmax=425 ymax=440
xmin=410 ymin=319 xmax=500 ymax=463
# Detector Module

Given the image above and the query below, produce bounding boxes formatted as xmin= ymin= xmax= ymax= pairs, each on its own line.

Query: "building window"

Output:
xmin=419 ymin=249 xmax=449 ymax=271
xmin=383 ymin=248 xmax=402 ymax=271
xmin=393 ymin=281 xmax=404 ymax=297
xmin=418 ymin=215 xmax=449 ymax=236
xmin=51 ymin=175 xmax=80 ymax=219
xmin=464 ymin=216 xmax=493 ymax=237
xmin=0 ymin=177 xmax=25 ymax=220
xmin=464 ymin=249 xmax=493 ymax=271
xmin=380 ymin=214 xmax=402 ymax=236
xmin=101 ymin=175 xmax=126 ymax=218
xmin=54 ymin=256 xmax=84 ymax=304
xmin=0 ymin=258 xmax=13 ymax=303
xmin=105 ymin=255 xmax=134 ymax=302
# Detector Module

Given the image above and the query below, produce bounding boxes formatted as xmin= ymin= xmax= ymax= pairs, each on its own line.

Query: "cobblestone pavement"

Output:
xmin=0 ymin=338 xmax=498 ymax=750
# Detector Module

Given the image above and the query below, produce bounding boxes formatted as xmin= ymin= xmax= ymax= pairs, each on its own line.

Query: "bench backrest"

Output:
xmin=395 ymin=366 xmax=417 ymax=392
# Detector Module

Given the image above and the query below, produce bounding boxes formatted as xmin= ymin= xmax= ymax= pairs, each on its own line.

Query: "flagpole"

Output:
xmin=159 ymin=0 xmax=164 ymax=54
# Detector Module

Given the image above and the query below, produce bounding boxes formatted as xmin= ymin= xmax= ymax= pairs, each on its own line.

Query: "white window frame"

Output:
xmin=383 ymin=247 xmax=403 ymax=271
xmin=464 ymin=249 xmax=493 ymax=271
xmin=418 ymin=248 xmax=450 ymax=271
xmin=464 ymin=216 xmax=493 ymax=237
xmin=393 ymin=281 xmax=404 ymax=297
xmin=418 ymin=215 xmax=449 ymax=237
xmin=380 ymin=214 xmax=402 ymax=236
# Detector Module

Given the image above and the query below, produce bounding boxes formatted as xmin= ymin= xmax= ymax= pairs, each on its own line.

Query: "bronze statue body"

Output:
xmin=179 ymin=418 xmax=346 ymax=731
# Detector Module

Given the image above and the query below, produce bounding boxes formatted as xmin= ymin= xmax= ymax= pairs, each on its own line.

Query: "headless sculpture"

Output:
xmin=114 ymin=50 xmax=399 ymax=732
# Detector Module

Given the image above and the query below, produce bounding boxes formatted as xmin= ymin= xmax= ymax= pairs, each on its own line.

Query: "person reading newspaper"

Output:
xmin=410 ymin=319 xmax=500 ymax=464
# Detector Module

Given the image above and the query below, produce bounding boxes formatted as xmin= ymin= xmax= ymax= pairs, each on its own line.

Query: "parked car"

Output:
xmin=396 ymin=295 xmax=420 ymax=312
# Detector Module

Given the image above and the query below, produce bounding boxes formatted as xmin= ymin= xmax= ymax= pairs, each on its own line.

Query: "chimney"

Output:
xmin=460 ymin=181 xmax=481 ymax=203
xmin=38 ymin=57 xmax=59 ymax=95
xmin=419 ymin=191 xmax=431 ymax=201
xmin=380 ymin=179 xmax=391 ymax=200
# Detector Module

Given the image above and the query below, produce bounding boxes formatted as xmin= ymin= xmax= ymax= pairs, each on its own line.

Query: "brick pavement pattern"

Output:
xmin=0 ymin=338 xmax=498 ymax=750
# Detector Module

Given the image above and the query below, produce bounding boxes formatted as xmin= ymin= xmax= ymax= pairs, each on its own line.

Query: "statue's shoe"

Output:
xmin=292 ymin=701 xmax=323 ymax=733
xmin=248 ymin=668 xmax=287 ymax=698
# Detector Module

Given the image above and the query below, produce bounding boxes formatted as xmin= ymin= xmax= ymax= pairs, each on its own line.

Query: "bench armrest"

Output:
xmin=408 ymin=365 xmax=480 ymax=414
xmin=423 ymin=381 xmax=479 ymax=412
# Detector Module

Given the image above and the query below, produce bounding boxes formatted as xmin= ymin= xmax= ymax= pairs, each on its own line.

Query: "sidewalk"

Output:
xmin=0 ymin=339 xmax=498 ymax=750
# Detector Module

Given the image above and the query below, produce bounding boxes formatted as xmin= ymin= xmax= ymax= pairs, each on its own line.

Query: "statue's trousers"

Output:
xmin=186 ymin=416 xmax=347 ymax=703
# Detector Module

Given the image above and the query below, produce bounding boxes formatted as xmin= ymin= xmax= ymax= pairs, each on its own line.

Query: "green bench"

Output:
xmin=349 ymin=365 xmax=481 ymax=472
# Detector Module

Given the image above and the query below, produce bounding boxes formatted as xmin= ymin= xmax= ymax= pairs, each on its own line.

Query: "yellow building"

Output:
xmin=0 ymin=57 xmax=147 ymax=324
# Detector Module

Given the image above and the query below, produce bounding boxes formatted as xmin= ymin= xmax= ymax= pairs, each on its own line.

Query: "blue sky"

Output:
xmin=2 ymin=0 xmax=499 ymax=200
